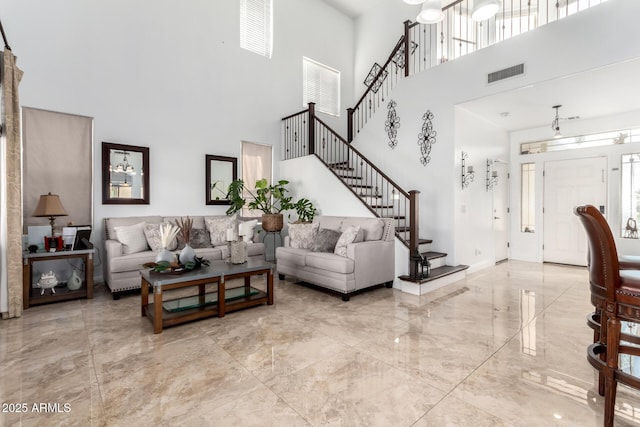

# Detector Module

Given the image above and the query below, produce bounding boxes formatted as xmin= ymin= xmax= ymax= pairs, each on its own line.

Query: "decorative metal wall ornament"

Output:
xmin=364 ymin=62 xmax=388 ymax=93
xmin=391 ymin=41 xmax=419 ymax=70
xmin=461 ymin=151 xmax=475 ymax=189
xmin=418 ymin=110 xmax=436 ymax=166
xmin=385 ymin=100 xmax=400 ymax=148
xmin=486 ymin=159 xmax=499 ymax=191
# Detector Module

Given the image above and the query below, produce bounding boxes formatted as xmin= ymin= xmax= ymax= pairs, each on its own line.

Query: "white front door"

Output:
xmin=493 ymin=162 xmax=509 ymax=263
xmin=543 ymin=157 xmax=607 ymax=266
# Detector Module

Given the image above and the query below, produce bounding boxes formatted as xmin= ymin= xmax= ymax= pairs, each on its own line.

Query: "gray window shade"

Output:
xmin=22 ymin=107 xmax=93 ymax=231
xmin=303 ymin=57 xmax=340 ymax=116
xmin=241 ymin=141 xmax=272 ymax=217
xmin=240 ymin=0 xmax=273 ymax=58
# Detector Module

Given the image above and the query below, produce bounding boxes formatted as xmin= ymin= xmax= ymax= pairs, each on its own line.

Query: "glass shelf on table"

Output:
xmin=162 ymin=286 xmax=260 ymax=312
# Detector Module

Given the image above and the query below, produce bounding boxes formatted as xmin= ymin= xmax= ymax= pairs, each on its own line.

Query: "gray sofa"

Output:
xmin=276 ymin=216 xmax=395 ymax=301
xmin=103 ymin=215 xmax=265 ymax=298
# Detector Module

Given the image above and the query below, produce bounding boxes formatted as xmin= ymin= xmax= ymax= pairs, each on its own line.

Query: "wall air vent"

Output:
xmin=488 ymin=63 xmax=525 ymax=84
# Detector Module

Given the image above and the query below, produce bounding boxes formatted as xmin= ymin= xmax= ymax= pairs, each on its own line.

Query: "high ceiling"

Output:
xmin=320 ymin=0 xmax=640 ymax=133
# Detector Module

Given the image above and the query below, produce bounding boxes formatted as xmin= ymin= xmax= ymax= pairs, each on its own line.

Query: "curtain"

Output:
xmin=1 ymin=49 xmax=24 ymax=319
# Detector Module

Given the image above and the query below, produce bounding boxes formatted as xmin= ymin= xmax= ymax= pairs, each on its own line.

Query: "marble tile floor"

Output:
xmin=2 ymin=260 xmax=640 ymax=426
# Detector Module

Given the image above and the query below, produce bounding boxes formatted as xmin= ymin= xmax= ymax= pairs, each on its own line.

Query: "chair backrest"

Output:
xmin=574 ymin=205 xmax=621 ymax=300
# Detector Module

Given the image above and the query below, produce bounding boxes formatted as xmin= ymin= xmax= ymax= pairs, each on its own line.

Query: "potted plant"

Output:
xmin=292 ymin=198 xmax=317 ymax=223
xmin=226 ymin=179 xmax=315 ymax=231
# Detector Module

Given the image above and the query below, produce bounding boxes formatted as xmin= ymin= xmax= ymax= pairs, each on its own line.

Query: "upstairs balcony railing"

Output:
xmin=348 ymin=0 xmax=609 ymax=141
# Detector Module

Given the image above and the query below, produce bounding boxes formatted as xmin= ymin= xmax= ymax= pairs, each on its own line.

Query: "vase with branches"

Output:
xmin=174 ymin=216 xmax=196 ymax=264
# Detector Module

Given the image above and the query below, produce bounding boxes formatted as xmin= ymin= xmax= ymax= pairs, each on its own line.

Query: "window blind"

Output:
xmin=303 ymin=57 xmax=340 ymax=117
xmin=240 ymin=0 xmax=273 ymax=58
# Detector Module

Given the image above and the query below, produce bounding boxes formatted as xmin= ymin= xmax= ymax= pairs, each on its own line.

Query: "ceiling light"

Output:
xmin=416 ymin=0 xmax=444 ymax=24
xmin=403 ymin=0 xmax=425 ymax=4
xmin=551 ymin=105 xmax=562 ymax=139
xmin=472 ymin=0 xmax=501 ymax=21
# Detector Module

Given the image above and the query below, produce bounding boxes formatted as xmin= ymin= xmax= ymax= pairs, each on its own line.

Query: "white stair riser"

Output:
xmin=427 ymin=256 xmax=446 ymax=269
xmin=397 ymin=270 xmax=466 ymax=295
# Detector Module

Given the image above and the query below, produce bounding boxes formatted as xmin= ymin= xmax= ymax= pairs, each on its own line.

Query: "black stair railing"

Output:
xmin=282 ymin=103 xmax=422 ymax=278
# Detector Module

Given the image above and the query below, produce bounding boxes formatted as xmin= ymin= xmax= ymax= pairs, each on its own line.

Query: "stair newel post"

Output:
xmin=404 ymin=20 xmax=411 ymax=78
xmin=409 ymin=190 xmax=420 ymax=279
xmin=308 ymin=102 xmax=316 ymax=155
xmin=347 ymin=108 xmax=354 ymax=143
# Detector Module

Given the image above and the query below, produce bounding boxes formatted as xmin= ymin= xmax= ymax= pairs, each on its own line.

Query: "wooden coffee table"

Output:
xmin=140 ymin=258 xmax=274 ymax=333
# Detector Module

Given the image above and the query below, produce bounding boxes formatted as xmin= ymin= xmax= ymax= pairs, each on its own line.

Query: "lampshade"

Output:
xmin=33 ymin=192 xmax=68 ymax=234
xmin=416 ymin=0 xmax=444 ymax=24
xmin=403 ymin=0 xmax=425 ymax=4
xmin=471 ymin=0 xmax=501 ymax=21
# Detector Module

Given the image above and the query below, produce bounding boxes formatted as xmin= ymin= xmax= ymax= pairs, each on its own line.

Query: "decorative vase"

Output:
xmin=261 ymin=213 xmax=284 ymax=232
xmin=156 ymin=247 xmax=176 ymax=264
xmin=67 ymin=270 xmax=82 ymax=291
xmin=230 ymin=240 xmax=248 ymax=264
xmin=179 ymin=243 xmax=196 ymax=265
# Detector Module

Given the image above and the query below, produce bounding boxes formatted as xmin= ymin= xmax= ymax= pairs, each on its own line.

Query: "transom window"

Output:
xmin=240 ymin=0 xmax=273 ymax=58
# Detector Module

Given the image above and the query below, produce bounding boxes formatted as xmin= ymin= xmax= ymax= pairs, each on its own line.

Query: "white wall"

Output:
xmin=509 ymin=109 xmax=640 ymax=262
xmin=350 ymin=0 xmax=640 ymax=268
xmin=1 ymin=0 xmax=355 ymax=280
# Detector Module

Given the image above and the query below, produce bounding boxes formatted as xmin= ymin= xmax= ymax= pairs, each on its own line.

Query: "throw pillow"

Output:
xmin=205 ymin=215 xmax=237 ymax=246
xmin=238 ymin=219 xmax=259 ymax=243
xmin=144 ymin=222 xmax=178 ymax=251
xmin=311 ymin=228 xmax=341 ymax=253
xmin=288 ymin=222 xmax=319 ymax=249
xmin=114 ymin=222 xmax=149 ymax=255
xmin=334 ymin=225 xmax=361 ymax=257
xmin=189 ymin=228 xmax=212 ymax=249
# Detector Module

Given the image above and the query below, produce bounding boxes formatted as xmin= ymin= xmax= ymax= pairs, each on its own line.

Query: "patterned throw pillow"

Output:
xmin=114 ymin=222 xmax=149 ymax=254
xmin=189 ymin=229 xmax=212 ymax=249
xmin=311 ymin=228 xmax=341 ymax=253
xmin=334 ymin=225 xmax=361 ymax=257
xmin=288 ymin=222 xmax=320 ymax=249
xmin=238 ymin=219 xmax=258 ymax=243
xmin=205 ymin=215 xmax=237 ymax=246
xmin=144 ymin=223 xmax=178 ymax=251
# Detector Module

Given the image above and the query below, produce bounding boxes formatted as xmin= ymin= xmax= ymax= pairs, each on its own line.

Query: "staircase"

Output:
xmin=282 ymin=103 xmax=468 ymax=291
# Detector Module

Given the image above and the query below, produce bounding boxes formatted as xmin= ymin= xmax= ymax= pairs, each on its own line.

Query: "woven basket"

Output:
xmin=261 ymin=213 xmax=284 ymax=232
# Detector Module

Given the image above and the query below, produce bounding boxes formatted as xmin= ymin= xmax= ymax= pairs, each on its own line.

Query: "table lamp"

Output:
xmin=32 ymin=192 xmax=68 ymax=236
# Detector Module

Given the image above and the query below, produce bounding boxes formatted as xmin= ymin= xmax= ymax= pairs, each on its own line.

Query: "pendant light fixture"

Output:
xmin=471 ymin=0 xmax=501 ymax=21
xmin=416 ymin=0 xmax=444 ymax=24
xmin=551 ymin=105 xmax=562 ymax=139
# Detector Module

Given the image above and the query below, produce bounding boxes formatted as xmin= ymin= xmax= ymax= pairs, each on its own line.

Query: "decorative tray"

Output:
xmin=143 ymin=257 xmax=210 ymax=275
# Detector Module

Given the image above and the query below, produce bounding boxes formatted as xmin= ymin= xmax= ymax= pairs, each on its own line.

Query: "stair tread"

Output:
xmin=421 ymin=251 xmax=447 ymax=259
xmin=350 ymin=184 xmax=373 ymax=189
xmin=398 ymin=264 xmax=468 ymax=284
xmin=338 ymin=175 xmax=363 ymax=179
xmin=419 ymin=238 xmax=433 ymax=244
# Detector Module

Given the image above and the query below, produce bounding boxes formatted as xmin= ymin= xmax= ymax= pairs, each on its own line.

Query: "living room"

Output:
xmin=2 ymin=0 xmax=640 ymax=425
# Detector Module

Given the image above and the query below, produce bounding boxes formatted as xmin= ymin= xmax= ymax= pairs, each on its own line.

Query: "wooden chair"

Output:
xmin=574 ymin=205 xmax=640 ymax=426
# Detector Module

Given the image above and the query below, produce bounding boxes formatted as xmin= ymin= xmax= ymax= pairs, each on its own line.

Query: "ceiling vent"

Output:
xmin=488 ymin=63 xmax=525 ymax=84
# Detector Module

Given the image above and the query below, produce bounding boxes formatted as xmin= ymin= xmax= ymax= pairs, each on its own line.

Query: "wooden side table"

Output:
xmin=23 ymin=249 xmax=94 ymax=309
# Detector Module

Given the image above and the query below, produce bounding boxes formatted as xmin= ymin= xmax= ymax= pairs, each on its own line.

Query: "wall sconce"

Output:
xmin=486 ymin=159 xmax=499 ymax=191
xmin=461 ymin=151 xmax=475 ymax=189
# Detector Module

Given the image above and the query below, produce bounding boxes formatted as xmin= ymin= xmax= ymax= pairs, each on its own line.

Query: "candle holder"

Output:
xmin=486 ymin=159 xmax=499 ymax=191
xmin=461 ymin=151 xmax=475 ymax=189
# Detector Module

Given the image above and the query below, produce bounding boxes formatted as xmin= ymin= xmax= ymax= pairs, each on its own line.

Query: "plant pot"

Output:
xmin=261 ymin=213 xmax=284 ymax=232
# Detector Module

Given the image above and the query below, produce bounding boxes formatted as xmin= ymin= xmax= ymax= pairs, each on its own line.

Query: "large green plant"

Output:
xmin=226 ymin=178 xmax=297 ymax=215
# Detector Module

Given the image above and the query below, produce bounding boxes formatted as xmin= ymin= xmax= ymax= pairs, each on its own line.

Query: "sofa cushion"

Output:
xmin=311 ymin=228 xmax=341 ymax=253
xmin=239 ymin=219 xmax=259 ymax=243
xmin=305 ymin=252 xmax=355 ymax=274
xmin=334 ymin=226 xmax=360 ymax=257
xmin=342 ymin=217 xmax=384 ymax=241
xmin=114 ymin=222 xmax=149 ymax=255
xmin=289 ymin=222 xmax=320 ymax=249
xmin=110 ymin=250 xmax=157 ymax=273
xmin=205 ymin=215 xmax=237 ymax=246
xmin=163 ymin=216 xmax=206 ymax=230
xmin=106 ymin=216 xmax=162 ymax=241
xmin=144 ymin=222 xmax=178 ymax=251
xmin=275 ymin=246 xmax=310 ymax=266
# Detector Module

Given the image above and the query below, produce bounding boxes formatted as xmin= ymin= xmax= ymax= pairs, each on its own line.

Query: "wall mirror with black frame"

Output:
xmin=102 ymin=142 xmax=150 ymax=205
xmin=206 ymin=155 xmax=237 ymax=205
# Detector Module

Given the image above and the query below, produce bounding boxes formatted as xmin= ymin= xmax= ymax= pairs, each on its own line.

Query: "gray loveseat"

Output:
xmin=103 ymin=215 xmax=264 ymax=298
xmin=276 ymin=216 xmax=395 ymax=301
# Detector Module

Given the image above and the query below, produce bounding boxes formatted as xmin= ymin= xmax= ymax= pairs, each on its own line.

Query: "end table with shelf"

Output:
xmin=22 ymin=248 xmax=94 ymax=309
